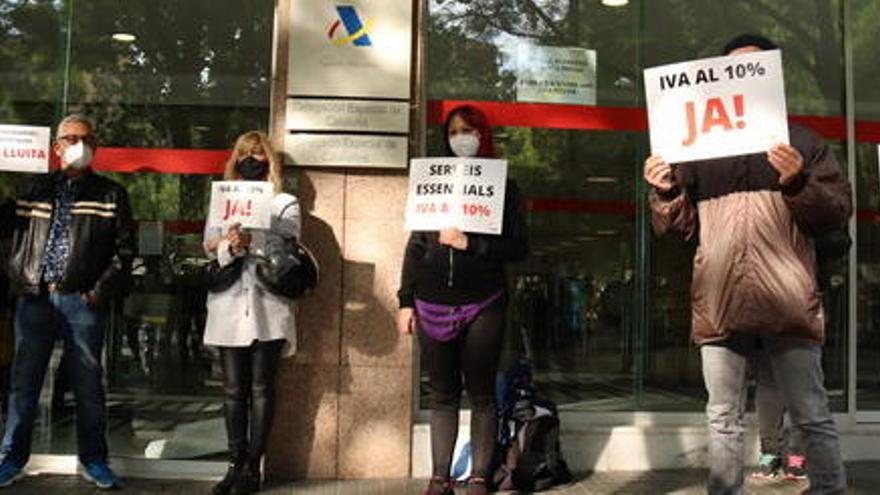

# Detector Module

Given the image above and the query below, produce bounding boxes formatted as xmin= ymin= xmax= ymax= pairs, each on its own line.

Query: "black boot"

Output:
xmin=218 ymin=348 xmax=250 ymax=494
xmin=230 ymin=461 xmax=260 ymax=495
xmin=212 ymin=456 xmax=244 ymax=495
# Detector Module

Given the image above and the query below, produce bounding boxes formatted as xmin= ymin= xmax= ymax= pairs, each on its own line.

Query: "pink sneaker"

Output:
xmin=783 ymin=455 xmax=807 ymax=480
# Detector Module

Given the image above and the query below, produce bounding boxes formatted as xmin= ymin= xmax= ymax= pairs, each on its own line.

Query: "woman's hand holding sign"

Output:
xmin=644 ymin=155 xmax=675 ymax=193
xmin=767 ymin=143 xmax=804 ymax=186
xmin=226 ymin=222 xmax=252 ymax=255
xmin=439 ymin=227 xmax=469 ymax=251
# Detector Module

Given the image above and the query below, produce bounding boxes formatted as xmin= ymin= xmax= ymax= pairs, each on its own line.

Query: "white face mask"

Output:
xmin=449 ymin=133 xmax=480 ymax=158
xmin=62 ymin=141 xmax=93 ymax=170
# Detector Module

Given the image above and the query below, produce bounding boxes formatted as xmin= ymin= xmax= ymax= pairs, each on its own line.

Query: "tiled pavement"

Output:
xmin=7 ymin=462 xmax=876 ymax=494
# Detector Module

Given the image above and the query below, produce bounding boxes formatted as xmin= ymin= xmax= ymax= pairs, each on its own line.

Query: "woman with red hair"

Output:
xmin=397 ymin=105 xmax=529 ymax=494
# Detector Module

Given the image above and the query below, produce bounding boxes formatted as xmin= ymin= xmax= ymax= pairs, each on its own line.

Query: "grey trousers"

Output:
xmin=701 ymin=333 xmax=845 ymax=495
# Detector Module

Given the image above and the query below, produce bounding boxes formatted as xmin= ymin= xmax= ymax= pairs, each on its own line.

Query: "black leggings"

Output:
xmin=218 ymin=339 xmax=284 ymax=466
xmin=419 ymin=301 xmax=505 ymax=479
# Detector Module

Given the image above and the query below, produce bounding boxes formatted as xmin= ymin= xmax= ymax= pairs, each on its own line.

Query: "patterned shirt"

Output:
xmin=41 ymin=177 xmax=78 ymax=283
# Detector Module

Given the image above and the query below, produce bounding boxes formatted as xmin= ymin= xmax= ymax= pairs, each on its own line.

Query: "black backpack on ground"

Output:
xmin=493 ymin=359 xmax=573 ymax=492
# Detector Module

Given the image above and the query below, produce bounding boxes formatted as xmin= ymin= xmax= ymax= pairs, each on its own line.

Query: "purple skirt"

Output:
xmin=415 ymin=291 xmax=504 ymax=342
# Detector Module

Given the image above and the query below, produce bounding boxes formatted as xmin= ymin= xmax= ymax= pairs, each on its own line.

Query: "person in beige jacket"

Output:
xmin=645 ymin=34 xmax=851 ymax=495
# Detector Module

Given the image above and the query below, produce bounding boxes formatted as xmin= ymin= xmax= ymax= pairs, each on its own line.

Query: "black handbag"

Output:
xmin=255 ymin=240 xmax=319 ymax=300
xmin=204 ymin=256 xmax=244 ymax=293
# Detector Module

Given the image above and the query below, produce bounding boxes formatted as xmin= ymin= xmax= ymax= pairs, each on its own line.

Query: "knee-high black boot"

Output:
xmin=233 ymin=340 xmax=283 ymax=494
xmin=215 ymin=347 xmax=251 ymax=495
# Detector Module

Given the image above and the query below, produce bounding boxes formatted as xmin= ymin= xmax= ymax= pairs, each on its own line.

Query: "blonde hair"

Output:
xmin=223 ymin=131 xmax=283 ymax=192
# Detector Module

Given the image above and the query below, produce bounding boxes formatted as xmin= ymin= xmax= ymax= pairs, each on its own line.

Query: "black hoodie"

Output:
xmin=397 ymin=179 xmax=529 ymax=307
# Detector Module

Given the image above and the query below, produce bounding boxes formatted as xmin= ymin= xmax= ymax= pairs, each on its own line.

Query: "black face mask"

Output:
xmin=236 ymin=156 xmax=269 ymax=180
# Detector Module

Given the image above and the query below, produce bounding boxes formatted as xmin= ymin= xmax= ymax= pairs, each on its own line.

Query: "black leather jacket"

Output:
xmin=3 ymin=170 xmax=135 ymax=306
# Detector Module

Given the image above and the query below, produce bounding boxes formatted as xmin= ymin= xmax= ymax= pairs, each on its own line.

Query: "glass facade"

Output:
xmin=425 ymin=0 xmax=866 ymax=413
xmin=0 ymin=0 xmax=275 ymax=461
xmin=0 ymin=0 xmax=878 ymax=468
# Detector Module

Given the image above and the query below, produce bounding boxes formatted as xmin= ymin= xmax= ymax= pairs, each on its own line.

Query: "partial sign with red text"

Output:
xmin=209 ymin=181 xmax=274 ymax=230
xmin=405 ymin=158 xmax=507 ymax=235
xmin=644 ymin=50 xmax=788 ymax=163
xmin=0 ymin=124 xmax=50 ymax=173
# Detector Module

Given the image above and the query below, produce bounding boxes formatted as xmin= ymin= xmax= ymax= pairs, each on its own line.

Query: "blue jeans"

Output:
xmin=1 ymin=293 xmax=108 ymax=466
xmin=701 ymin=333 xmax=845 ymax=495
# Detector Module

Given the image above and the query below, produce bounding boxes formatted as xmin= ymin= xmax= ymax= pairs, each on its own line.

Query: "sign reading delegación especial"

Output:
xmin=285 ymin=0 xmax=413 ymax=169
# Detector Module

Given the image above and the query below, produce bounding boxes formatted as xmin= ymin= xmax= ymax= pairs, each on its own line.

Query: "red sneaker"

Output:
xmin=467 ymin=476 xmax=488 ymax=495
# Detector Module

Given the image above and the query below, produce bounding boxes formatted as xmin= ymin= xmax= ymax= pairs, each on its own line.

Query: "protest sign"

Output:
xmin=644 ymin=49 xmax=788 ymax=163
xmin=405 ymin=158 xmax=507 ymax=235
xmin=208 ymin=181 xmax=274 ymax=230
xmin=0 ymin=124 xmax=50 ymax=173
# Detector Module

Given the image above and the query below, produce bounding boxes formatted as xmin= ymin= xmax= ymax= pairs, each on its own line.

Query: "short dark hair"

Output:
xmin=722 ymin=34 xmax=778 ymax=55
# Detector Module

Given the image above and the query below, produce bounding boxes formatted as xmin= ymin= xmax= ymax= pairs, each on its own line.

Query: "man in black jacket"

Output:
xmin=0 ymin=115 xmax=133 ymax=489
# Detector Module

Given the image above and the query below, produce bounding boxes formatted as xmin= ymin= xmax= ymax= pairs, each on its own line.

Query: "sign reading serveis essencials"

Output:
xmin=405 ymin=158 xmax=508 ymax=235
xmin=0 ymin=124 xmax=50 ymax=173
xmin=644 ymin=50 xmax=788 ymax=163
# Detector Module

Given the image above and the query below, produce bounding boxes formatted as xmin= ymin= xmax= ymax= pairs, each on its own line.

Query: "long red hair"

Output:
xmin=443 ymin=105 xmax=496 ymax=158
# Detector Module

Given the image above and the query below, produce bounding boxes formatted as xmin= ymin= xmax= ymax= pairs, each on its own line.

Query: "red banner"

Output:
xmin=92 ymin=147 xmax=228 ymax=174
xmin=59 ymin=101 xmax=877 ymax=177
xmin=428 ymin=100 xmax=880 ymax=143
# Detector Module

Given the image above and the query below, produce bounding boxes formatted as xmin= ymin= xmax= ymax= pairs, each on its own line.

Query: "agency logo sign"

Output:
xmin=327 ymin=5 xmax=372 ymax=46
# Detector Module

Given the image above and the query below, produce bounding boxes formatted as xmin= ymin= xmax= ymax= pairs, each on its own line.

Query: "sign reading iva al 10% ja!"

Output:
xmin=644 ymin=49 xmax=789 ymax=163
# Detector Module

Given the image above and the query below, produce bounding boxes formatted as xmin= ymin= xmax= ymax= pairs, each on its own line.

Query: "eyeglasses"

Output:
xmin=57 ymin=134 xmax=97 ymax=146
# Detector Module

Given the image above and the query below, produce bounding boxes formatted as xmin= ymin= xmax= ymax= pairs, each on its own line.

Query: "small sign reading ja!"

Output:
xmin=208 ymin=181 xmax=274 ymax=230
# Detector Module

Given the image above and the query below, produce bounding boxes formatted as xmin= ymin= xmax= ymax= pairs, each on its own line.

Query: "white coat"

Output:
xmin=202 ymin=192 xmax=300 ymax=356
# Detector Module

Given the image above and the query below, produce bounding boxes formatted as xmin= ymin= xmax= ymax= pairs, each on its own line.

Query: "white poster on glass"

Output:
xmin=515 ymin=45 xmax=597 ymax=106
xmin=644 ymin=50 xmax=788 ymax=163
xmin=0 ymin=124 xmax=51 ymax=173
xmin=405 ymin=158 xmax=507 ymax=235
xmin=138 ymin=221 xmax=164 ymax=256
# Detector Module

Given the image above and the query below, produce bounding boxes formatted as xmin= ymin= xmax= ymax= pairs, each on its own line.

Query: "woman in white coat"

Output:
xmin=203 ymin=131 xmax=299 ymax=495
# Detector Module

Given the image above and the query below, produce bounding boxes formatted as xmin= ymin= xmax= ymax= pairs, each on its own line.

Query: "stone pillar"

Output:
xmin=264 ymin=0 xmax=417 ymax=480
xmin=265 ymin=170 xmax=414 ymax=480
